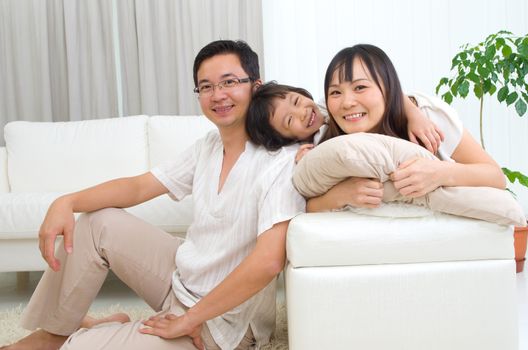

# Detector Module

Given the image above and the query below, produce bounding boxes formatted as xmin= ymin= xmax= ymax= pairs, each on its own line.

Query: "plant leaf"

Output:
xmin=442 ymin=92 xmax=453 ymax=104
xmin=435 ymin=77 xmax=448 ymax=94
xmin=467 ymin=72 xmax=480 ymax=84
xmin=477 ymin=65 xmax=489 ymax=77
xmin=459 ymin=80 xmax=470 ymax=97
xmin=516 ymin=74 xmax=526 ymax=87
xmin=489 ymin=84 xmax=497 ymax=95
xmin=451 ymin=55 xmax=460 ymax=69
xmin=498 ymin=86 xmax=509 ymax=102
xmin=502 ymin=167 xmax=528 ymax=188
xmin=474 ymin=84 xmax=483 ymax=98
xmin=503 ymin=67 xmax=511 ymax=81
xmin=485 ymin=33 xmax=496 ymax=43
xmin=482 ymin=79 xmax=492 ymax=93
xmin=450 ymin=79 xmax=461 ymax=96
xmin=520 ymin=37 xmax=528 ymax=56
xmin=515 ymin=98 xmax=527 ymax=116
xmin=506 ymin=91 xmax=518 ymax=105
xmin=502 ymin=44 xmax=513 ymax=58
xmin=496 ymin=37 xmax=505 ymax=49
xmin=498 ymin=30 xmax=513 ymax=36
xmin=520 ymin=43 xmax=528 ymax=57
xmin=491 ymin=72 xmax=498 ymax=83
xmin=485 ymin=45 xmax=496 ymax=59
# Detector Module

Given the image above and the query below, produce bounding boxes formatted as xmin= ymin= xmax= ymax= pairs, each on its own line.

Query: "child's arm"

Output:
xmin=295 ymin=144 xmax=314 ymax=164
xmin=404 ymin=96 xmax=444 ymax=154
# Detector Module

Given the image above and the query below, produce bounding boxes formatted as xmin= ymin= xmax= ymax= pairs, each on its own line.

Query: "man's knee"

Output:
xmin=81 ymin=207 xmax=127 ymax=224
xmin=76 ymin=208 xmax=128 ymax=241
xmin=80 ymin=207 xmax=131 ymax=227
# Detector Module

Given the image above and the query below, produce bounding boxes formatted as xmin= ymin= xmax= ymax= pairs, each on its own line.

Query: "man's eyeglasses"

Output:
xmin=193 ymin=77 xmax=253 ymax=97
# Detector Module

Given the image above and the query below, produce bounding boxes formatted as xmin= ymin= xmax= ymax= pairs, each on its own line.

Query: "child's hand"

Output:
xmin=407 ymin=113 xmax=444 ymax=154
xmin=405 ymin=97 xmax=444 ymax=154
xmin=408 ymin=121 xmax=444 ymax=155
xmin=140 ymin=313 xmax=204 ymax=349
xmin=296 ymin=144 xmax=314 ymax=163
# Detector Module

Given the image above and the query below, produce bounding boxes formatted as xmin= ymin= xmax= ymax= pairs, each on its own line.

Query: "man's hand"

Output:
xmin=38 ymin=197 xmax=76 ymax=271
xmin=140 ymin=313 xmax=204 ymax=349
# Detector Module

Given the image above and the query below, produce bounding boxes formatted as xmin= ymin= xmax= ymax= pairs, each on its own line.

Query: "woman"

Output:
xmin=308 ymin=44 xmax=505 ymax=211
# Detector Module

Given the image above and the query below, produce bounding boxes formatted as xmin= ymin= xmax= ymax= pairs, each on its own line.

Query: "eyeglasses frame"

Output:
xmin=193 ymin=77 xmax=253 ymax=96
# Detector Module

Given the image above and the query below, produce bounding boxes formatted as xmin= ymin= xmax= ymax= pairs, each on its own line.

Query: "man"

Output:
xmin=3 ymin=40 xmax=305 ymax=350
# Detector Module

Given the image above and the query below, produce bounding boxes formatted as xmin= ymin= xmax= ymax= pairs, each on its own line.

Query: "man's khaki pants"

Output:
xmin=20 ymin=208 xmax=254 ymax=350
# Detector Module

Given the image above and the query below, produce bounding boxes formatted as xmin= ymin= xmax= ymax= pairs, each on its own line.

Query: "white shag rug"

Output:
xmin=0 ymin=303 xmax=289 ymax=349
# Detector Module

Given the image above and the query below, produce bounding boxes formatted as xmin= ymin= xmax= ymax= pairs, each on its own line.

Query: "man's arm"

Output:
xmin=57 ymin=172 xmax=167 ymax=212
xmin=140 ymin=220 xmax=289 ymax=340
xmin=40 ymin=172 xmax=168 ymax=271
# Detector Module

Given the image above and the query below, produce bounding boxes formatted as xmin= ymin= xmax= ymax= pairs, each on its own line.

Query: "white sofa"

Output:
xmin=0 ymin=115 xmax=215 ymax=272
xmin=1 ymin=116 xmax=518 ymax=349
xmin=286 ymin=210 xmax=518 ymax=350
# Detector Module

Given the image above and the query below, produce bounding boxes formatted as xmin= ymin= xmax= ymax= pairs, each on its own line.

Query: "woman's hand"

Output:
xmin=390 ymin=157 xmax=445 ymax=197
xmin=333 ymin=177 xmax=384 ymax=208
xmin=140 ymin=313 xmax=204 ymax=349
xmin=307 ymin=177 xmax=383 ymax=212
xmin=295 ymin=144 xmax=314 ymax=163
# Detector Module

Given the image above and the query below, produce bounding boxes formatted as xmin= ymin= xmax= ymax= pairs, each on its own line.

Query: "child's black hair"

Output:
xmin=246 ymin=82 xmax=313 ymax=151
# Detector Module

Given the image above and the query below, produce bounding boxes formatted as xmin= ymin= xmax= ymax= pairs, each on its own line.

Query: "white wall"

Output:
xmin=262 ymin=0 xmax=528 ymax=213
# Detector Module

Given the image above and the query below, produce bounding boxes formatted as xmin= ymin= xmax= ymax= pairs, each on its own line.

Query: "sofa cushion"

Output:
xmin=293 ymin=133 xmax=526 ymax=226
xmin=0 ymin=193 xmax=58 ymax=239
xmin=126 ymin=195 xmax=193 ymax=235
xmin=0 ymin=193 xmax=193 ymax=240
xmin=0 ymin=147 xmax=8 ymax=193
xmin=4 ymin=116 xmax=149 ymax=192
xmin=286 ymin=207 xmax=514 ymax=268
xmin=148 ymin=116 xmax=216 ymax=167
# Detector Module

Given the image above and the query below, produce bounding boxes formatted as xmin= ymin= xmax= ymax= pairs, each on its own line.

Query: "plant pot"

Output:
xmin=514 ymin=225 xmax=528 ymax=273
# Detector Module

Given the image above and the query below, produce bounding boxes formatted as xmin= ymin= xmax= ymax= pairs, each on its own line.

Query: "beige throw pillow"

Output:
xmin=293 ymin=133 xmax=526 ymax=226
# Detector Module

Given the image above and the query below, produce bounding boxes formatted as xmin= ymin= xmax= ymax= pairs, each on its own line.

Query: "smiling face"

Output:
xmin=196 ymin=53 xmax=255 ymax=131
xmin=268 ymin=92 xmax=324 ymax=141
xmin=326 ymin=58 xmax=386 ymax=135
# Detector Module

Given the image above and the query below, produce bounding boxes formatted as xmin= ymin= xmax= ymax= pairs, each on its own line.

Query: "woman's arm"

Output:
xmin=390 ymin=129 xmax=506 ymax=197
xmin=442 ymin=128 xmax=505 ymax=188
xmin=306 ymin=177 xmax=383 ymax=212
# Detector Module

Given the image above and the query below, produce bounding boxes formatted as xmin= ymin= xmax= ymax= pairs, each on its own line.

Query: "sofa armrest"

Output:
xmin=0 ymin=147 xmax=8 ymax=193
xmin=287 ymin=208 xmax=514 ymax=268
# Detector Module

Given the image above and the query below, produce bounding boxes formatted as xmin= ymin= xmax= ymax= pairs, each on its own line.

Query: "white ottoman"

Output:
xmin=285 ymin=208 xmax=518 ymax=350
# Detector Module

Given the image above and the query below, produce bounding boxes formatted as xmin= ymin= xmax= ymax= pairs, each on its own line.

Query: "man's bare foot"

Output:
xmin=0 ymin=329 xmax=67 ymax=350
xmin=80 ymin=312 xmax=130 ymax=329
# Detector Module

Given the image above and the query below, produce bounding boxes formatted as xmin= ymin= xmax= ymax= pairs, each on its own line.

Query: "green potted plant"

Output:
xmin=435 ymin=30 xmax=528 ymax=273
